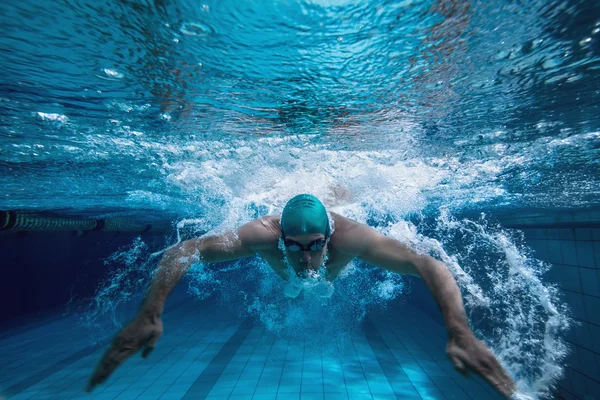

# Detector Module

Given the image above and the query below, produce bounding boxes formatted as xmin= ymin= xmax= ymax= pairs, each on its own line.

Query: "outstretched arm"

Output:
xmin=359 ymin=234 xmax=471 ymax=337
xmin=140 ymin=230 xmax=255 ymax=318
xmin=337 ymin=221 xmax=514 ymax=398
xmin=86 ymin=218 xmax=276 ymax=392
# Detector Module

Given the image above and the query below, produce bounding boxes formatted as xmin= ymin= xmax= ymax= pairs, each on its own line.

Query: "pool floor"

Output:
xmin=0 ymin=299 xmax=505 ymax=400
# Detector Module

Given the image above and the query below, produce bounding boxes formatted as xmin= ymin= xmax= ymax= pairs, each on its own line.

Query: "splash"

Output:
xmin=79 ymin=237 xmax=155 ymax=339
xmin=413 ymin=210 xmax=571 ymax=400
xmin=36 ymin=112 xmax=68 ymax=124
xmin=177 ymin=218 xmax=408 ymax=345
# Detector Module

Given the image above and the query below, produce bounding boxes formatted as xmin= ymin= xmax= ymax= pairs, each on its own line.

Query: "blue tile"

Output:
xmin=345 ymin=383 xmax=370 ymax=394
xmin=575 ymin=228 xmax=593 ymax=241
xmin=546 ymin=229 xmax=560 ymax=240
xmin=300 ymin=393 xmax=324 ymax=400
xmin=278 ymin=384 xmax=302 ymax=393
xmin=346 ymin=394 xmax=373 ymax=400
xmin=412 ymin=382 xmax=447 ymax=400
xmin=277 ymin=394 xmax=300 ymax=400
xmin=159 ymin=392 xmax=189 ymax=400
xmin=564 ymin=291 xmax=587 ymax=321
xmin=570 ymin=370 xmax=587 ymax=398
xmin=594 ymin=241 xmax=600 ymax=268
xmin=558 ymin=387 xmax=576 ymax=400
xmin=565 ymin=348 xmax=582 ymax=373
xmin=544 ymin=266 xmax=562 ymax=284
xmin=547 ymin=240 xmax=563 ymax=264
xmin=366 ymin=380 xmax=393 ymax=394
xmin=231 ymin=386 xmax=257 ymax=395
xmin=578 ymin=347 xmax=599 ymax=381
xmin=562 ymin=241 xmax=579 ymax=266
xmin=208 ymin=386 xmax=233 ymax=396
xmin=558 ymin=369 xmax=573 ymax=394
xmin=236 ymin=380 xmax=260 ymax=388
xmin=583 ymin=295 xmax=600 ymax=325
xmin=90 ymin=393 xmax=120 ymax=400
xmin=323 ymin=394 xmax=348 ymax=400
xmin=301 ymin=384 xmax=323 ymax=393
xmin=255 ymin=385 xmax=279 ymax=394
xmin=389 ymin=381 xmax=420 ymax=397
xmin=280 ymin=377 xmax=301 ymax=386
xmin=559 ymin=229 xmax=575 ymax=240
xmin=589 ymin=324 xmax=600 ymax=354
xmin=585 ymin=378 xmax=600 ymax=400
xmin=253 ymin=394 xmax=278 ymax=400
xmin=574 ymin=321 xmax=593 ymax=350
xmin=579 ymin=268 xmax=600 ymax=296
xmin=561 ymin=266 xmax=582 ymax=292
xmin=528 ymin=239 xmax=548 ymax=259
xmin=577 ymin=242 xmax=596 ymax=269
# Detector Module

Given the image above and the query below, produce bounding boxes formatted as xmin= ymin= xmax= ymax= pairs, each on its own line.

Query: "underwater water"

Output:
xmin=1 ymin=0 xmax=600 ymax=399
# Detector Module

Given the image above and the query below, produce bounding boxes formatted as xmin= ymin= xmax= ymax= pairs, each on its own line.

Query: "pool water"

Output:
xmin=1 ymin=0 xmax=600 ymax=399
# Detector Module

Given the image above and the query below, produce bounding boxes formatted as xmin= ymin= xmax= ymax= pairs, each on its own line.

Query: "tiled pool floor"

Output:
xmin=0 ymin=300 xmax=505 ymax=400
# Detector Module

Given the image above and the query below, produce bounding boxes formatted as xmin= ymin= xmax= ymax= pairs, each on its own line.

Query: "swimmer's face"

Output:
xmin=283 ymin=233 xmax=328 ymax=275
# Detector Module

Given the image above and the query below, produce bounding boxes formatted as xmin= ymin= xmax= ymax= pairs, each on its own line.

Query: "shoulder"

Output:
xmin=330 ymin=212 xmax=368 ymax=234
xmin=237 ymin=215 xmax=281 ymax=250
xmin=329 ymin=213 xmax=383 ymax=256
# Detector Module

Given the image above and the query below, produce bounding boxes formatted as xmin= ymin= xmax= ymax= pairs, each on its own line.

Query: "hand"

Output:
xmin=446 ymin=330 xmax=515 ymax=398
xmin=86 ymin=312 xmax=163 ymax=393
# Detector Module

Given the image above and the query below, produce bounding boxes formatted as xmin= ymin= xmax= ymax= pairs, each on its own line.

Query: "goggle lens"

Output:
xmin=284 ymin=238 xmax=326 ymax=252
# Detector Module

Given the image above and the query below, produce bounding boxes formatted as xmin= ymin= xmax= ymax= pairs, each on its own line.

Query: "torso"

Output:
xmin=254 ymin=213 xmax=356 ymax=281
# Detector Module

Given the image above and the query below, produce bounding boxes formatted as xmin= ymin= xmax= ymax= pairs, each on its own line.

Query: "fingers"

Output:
xmin=473 ymin=354 xmax=515 ymax=398
xmin=141 ymin=345 xmax=155 ymax=359
xmin=486 ymin=358 xmax=515 ymax=398
xmin=449 ymin=354 xmax=470 ymax=377
xmin=141 ymin=333 xmax=160 ymax=359
xmin=447 ymin=342 xmax=515 ymax=398
xmin=85 ymin=337 xmax=139 ymax=393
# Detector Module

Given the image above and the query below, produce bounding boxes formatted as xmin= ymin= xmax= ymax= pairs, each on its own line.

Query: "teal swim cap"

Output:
xmin=281 ymin=194 xmax=330 ymax=238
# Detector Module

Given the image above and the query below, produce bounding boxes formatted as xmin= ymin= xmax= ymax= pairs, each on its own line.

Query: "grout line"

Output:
xmin=362 ymin=318 xmax=423 ymax=399
xmin=131 ymin=306 xmax=226 ymax=400
xmin=350 ymin=329 xmax=376 ymax=398
xmin=402 ymin=308 xmax=505 ymax=400
xmin=273 ymin=337 xmax=291 ymax=399
xmin=180 ymin=317 xmax=253 ymax=400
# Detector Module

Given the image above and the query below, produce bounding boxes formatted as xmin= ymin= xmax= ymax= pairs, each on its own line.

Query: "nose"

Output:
xmin=300 ymin=251 xmax=311 ymax=263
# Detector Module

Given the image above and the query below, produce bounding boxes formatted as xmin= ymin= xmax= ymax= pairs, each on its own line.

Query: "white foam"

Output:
xmin=36 ymin=112 xmax=68 ymax=124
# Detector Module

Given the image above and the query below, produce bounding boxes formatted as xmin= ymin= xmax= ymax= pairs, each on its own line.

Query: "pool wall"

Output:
xmin=497 ymin=209 xmax=600 ymax=400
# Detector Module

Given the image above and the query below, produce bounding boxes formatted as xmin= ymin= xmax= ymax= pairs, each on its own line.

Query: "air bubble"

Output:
xmin=180 ymin=22 xmax=212 ymax=36
xmin=36 ymin=112 xmax=68 ymax=124
xmin=103 ymin=69 xmax=123 ymax=79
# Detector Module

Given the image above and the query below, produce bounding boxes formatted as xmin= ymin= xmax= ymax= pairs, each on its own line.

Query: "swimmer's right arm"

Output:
xmin=140 ymin=231 xmax=256 ymax=317
xmin=86 ymin=218 xmax=275 ymax=392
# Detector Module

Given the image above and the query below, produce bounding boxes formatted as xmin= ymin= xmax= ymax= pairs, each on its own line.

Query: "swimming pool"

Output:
xmin=1 ymin=0 xmax=599 ymax=399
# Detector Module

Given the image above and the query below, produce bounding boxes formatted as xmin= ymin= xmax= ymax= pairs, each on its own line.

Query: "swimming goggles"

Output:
xmin=282 ymin=234 xmax=327 ymax=252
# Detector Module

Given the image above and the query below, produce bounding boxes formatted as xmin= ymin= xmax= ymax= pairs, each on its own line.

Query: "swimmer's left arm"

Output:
xmin=344 ymin=224 xmax=515 ymax=398
xmin=352 ymin=228 xmax=471 ymax=336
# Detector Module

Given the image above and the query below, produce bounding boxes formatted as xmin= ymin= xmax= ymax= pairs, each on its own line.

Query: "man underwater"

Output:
xmin=87 ymin=194 xmax=515 ymax=397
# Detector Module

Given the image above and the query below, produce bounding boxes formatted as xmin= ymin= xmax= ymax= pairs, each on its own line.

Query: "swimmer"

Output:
xmin=86 ymin=194 xmax=515 ymax=398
